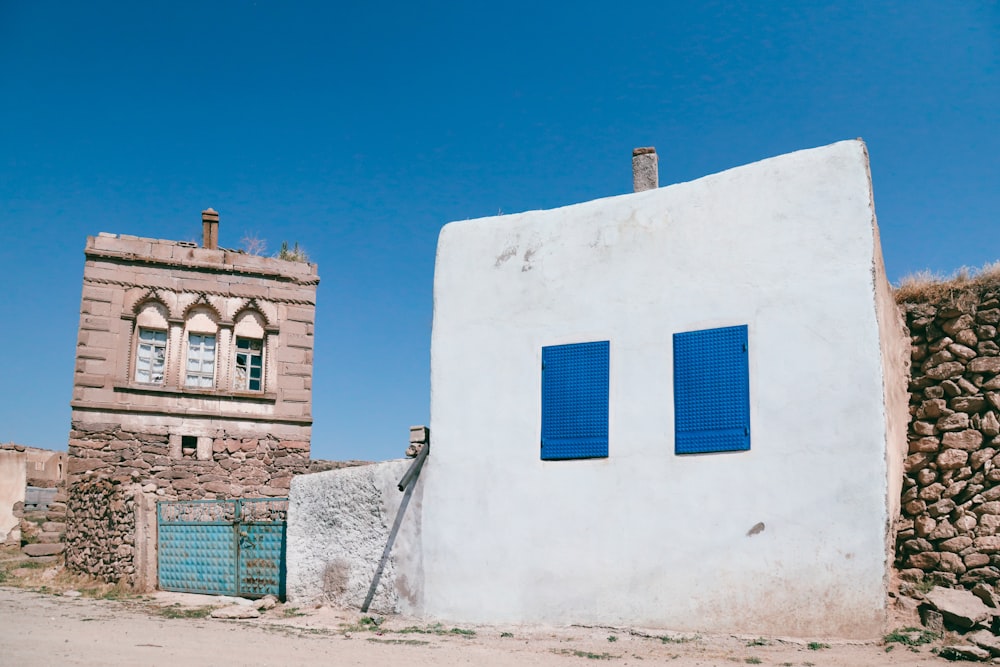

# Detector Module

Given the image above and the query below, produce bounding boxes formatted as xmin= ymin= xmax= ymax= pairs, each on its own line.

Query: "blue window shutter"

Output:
xmin=541 ymin=341 xmax=609 ymax=460
xmin=673 ymin=325 xmax=750 ymax=454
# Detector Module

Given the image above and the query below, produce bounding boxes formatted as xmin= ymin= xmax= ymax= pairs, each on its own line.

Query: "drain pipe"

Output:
xmin=360 ymin=442 xmax=429 ymax=612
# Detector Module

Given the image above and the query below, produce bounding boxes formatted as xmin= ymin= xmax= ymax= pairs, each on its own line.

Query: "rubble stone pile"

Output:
xmin=897 ymin=284 xmax=1000 ymax=588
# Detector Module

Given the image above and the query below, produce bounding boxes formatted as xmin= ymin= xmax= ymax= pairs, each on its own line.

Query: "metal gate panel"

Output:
xmin=236 ymin=498 xmax=288 ymax=598
xmin=157 ymin=498 xmax=287 ymax=599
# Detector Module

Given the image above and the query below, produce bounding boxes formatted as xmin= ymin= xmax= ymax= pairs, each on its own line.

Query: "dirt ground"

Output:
xmin=0 ymin=583 xmax=953 ymax=667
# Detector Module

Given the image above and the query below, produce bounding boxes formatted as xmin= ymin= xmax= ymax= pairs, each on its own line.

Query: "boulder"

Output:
xmin=924 ymin=586 xmax=994 ymax=629
xmin=22 ymin=543 xmax=65 ymax=557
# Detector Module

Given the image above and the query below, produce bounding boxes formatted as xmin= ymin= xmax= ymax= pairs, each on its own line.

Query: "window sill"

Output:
xmin=113 ymin=382 xmax=277 ymax=403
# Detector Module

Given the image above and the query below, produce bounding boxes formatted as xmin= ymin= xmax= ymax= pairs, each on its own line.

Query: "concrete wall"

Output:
xmin=416 ymin=140 xmax=905 ymax=638
xmin=0 ymin=450 xmax=27 ymax=544
xmin=286 ymin=460 xmax=421 ymax=613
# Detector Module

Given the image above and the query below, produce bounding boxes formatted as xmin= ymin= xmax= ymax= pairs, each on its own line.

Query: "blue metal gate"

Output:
xmin=157 ymin=498 xmax=287 ymax=599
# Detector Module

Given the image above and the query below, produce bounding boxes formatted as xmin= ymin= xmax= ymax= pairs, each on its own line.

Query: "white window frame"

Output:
xmin=185 ymin=333 xmax=217 ymax=388
xmin=233 ymin=336 xmax=265 ymax=392
xmin=134 ymin=327 xmax=167 ymax=385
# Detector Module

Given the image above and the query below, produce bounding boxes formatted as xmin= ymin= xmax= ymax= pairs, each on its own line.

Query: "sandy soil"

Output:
xmin=0 ymin=585 xmax=949 ymax=666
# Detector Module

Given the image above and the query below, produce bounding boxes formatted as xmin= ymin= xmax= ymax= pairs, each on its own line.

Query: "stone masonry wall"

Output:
xmin=68 ymin=421 xmax=313 ymax=501
xmin=897 ymin=282 xmax=1000 ymax=588
xmin=65 ymin=478 xmax=138 ymax=585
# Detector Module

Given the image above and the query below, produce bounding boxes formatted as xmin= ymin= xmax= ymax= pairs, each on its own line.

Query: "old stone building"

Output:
xmin=68 ymin=209 xmax=319 ymax=500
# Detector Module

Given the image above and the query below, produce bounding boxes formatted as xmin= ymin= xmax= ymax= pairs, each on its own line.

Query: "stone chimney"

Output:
xmin=202 ymin=208 xmax=219 ymax=249
xmin=632 ymin=147 xmax=658 ymax=192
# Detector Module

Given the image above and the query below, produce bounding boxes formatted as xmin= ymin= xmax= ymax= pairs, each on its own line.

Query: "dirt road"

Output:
xmin=0 ymin=586 xmax=947 ymax=666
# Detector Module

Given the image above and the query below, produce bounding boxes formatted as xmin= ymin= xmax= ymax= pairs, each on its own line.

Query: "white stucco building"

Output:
xmin=409 ymin=140 xmax=909 ymax=638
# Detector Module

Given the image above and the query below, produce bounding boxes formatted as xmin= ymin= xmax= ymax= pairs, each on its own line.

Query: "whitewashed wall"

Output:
xmin=287 ymin=460 xmax=422 ymax=613
xmin=412 ymin=140 xmax=907 ymax=638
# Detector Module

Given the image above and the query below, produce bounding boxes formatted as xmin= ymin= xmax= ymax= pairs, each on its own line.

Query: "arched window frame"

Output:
xmin=231 ymin=308 xmax=271 ymax=393
xmin=129 ymin=299 xmax=170 ymax=385
xmin=182 ymin=303 xmax=221 ymax=390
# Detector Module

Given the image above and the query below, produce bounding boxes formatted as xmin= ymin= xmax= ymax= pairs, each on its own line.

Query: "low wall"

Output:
xmin=897 ymin=280 xmax=1000 ymax=587
xmin=286 ymin=460 xmax=421 ymax=613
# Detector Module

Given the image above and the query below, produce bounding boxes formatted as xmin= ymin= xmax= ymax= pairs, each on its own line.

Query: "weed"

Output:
xmin=658 ymin=634 xmax=699 ymax=644
xmin=608 ymin=635 xmax=618 ymax=642
xmin=156 ymin=604 xmax=214 ymax=619
xmin=746 ymin=637 xmax=770 ymax=647
xmin=449 ymin=627 xmax=476 ymax=637
xmin=282 ymin=606 xmax=307 ymax=617
xmin=806 ymin=642 xmax=829 ymax=651
xmin=745 ymin=658 xmax=762 ymax=665
xmin=0 ymin=569 xmax=7 ymax=584
xmin=276 ymin=241 xmax=309 ymax=262
xmin=359 ymin=615 xmax=384 ymax=628
xmin=501 ymin=631 xmax=514 ymax=638
xmin=552 ymin=648 xmax=616 ymax=660
xmin=884 ymin=627 xmax=938 ymax=647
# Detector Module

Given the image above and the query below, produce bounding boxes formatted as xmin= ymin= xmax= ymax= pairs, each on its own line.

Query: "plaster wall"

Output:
xmin=418 ymin=140 xmax=900 ymax=638
xmin=0 ymin=450 xmax=27 ymax=543
xmin=286 ymin=460 xmax=421 ymax=613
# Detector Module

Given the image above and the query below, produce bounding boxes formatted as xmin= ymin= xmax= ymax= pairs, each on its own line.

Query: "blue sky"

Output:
xmin=1 ymin=2 xmax=997 ymax=461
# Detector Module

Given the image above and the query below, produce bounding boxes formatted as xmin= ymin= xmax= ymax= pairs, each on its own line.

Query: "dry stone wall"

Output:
xmin=65 ymin=478 xmax=138 ymax=585
xmin=67 ymin=421 xmax=354 ymax=501
xmin=897 ymin=284 xmax=1000 ymax=588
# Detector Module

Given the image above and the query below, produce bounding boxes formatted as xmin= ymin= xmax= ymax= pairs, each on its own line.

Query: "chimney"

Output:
xmin=632 ymin=147 xmax=658 ymax=192
xmin=201 ymin=208 xmax=219 ymax=249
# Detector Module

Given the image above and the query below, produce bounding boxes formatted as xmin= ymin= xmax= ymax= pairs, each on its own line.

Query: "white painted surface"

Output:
xmin=416 ymin=140 xmax=903 ymax=638
xmin=287 ymin=460 xmax=422 ymax=613
xmin=0 ymin=451 xmax=27 ymax=543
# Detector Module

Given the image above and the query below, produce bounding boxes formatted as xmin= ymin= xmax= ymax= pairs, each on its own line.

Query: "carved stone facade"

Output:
xmin=67 ymin=211 xmax=319 ymax=500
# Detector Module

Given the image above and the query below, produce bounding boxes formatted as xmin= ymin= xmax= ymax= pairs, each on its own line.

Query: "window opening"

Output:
xmin=186 ymin=333 xmax=216 ymax=388
xmin=181 ymin=436 xmax=197 ymax=459
xmin=234 ymin=337 xmax=264 ymax=391
xmin=135 ymin=328 xmax=167 ymax=384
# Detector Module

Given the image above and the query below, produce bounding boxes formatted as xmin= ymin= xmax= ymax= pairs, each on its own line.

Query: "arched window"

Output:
xmin=134 ymin=301 xmax=169 ymax=384
xmin=184 ymin=306 xmax=218 ymax=388
xmin=233 ymin=310 xmax=266 ymax=392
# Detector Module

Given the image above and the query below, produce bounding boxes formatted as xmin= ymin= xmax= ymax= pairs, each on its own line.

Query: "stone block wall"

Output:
xmin=897 ymin=281 xmax=1000 ymax=587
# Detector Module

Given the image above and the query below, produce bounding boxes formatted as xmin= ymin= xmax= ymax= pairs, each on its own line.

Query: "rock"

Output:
xmin=41 ymin=522 xmax=66 ymax=533
xmin=972 ymin=584 xmax=1000 ymax=608
xmin=63 ymin=590 xmax=81 ymax=598
xmin=939 ymin=449 xmax=971 ymax=470
xmin=952 ymin=397 xmax=988 ymax=413
xmin=920 ymin=398 xmax=954 ymax=418
xmin=920 ymin=606 xmax=945 ymax=633
xmin=972 ymin=448 xmax=997 ymax=470
xmin=930 ymin=520 xmax=958 ymax=540
xmin=915 ymin=515 xmax=937 ymax=537
xmin=957 ymin=514 xmax=980 ymax=533
xmin=940 ymin=552 xmax=967 ymax=574
xmin=944 ymin=314 xmax=977 ymax=336
xmin=978 ymin=309 xmax=1000 ymax=325
xmin=256 ymin=594 xmax=278 ymax=611
xmin=910 ymin=552 xmax=941 ymax=569
xmin=930 ymin=498 xmax=958 ymax=517
xmin=939 ymin=413 xmax=971 ymax=431
xmin=983 ymin=413 xmax=1000 ymax=438
xmin=970 ymin=358 xmax=1000 ymax=374
xmin=967 ymin=553 xmax=992 ymax=568
xmin=958 ymin=329 xmax=980 ymax=347
xmin=949 ymin=343 xmax=979 ymax=360
xmin=931 ymin=336 xmax=956 ymax=353
xmin=967 ymin=629 xmax=1000 ymax=656
xmin=944 ymin=430 xmax=986 ymax=451
xmin=22 ymin=543 xmax=65 ymax=557
xmin=941 ymin=536 xmax=974 ymax=552
xmin=938 ymin=644 xmax=991 ymax=661
xmin=910 ymin=436 xmax=941 ymax=452
xmin=905 ymin=500 xmax=927 ymax=515
xmin=210 ymin=605 xmax=261 ymax=620
xmin=912 ymin=420 xmax=937 ymax=436
xmin=926 ymin=385 xmax=946 ymax=398
xmin=906 ymin=452 xmax=933 ymax=473
xmin=917 ymin=468 xmax=938 ymax=486
xmin=942 ymin=379 xmax=963 ymax=397
xmin=921 ymin=482 xmax=946 ymax=501
xmin=923 ymin=586 xmax=994 ymax=629
xmin=975 ymin=536 xmax=1000 ymax=553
